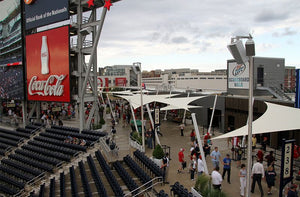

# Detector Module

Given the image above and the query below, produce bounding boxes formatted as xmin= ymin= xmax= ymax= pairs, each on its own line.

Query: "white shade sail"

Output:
xmin=116 ymin=94 xmax=205 ymax=111
xmin=213 ymin=102 xmax=300 ymax=140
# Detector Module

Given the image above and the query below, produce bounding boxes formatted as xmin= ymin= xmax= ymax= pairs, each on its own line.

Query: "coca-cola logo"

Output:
xmin=28 ymin=75 xmax=66 ymax=96
xmin=232 ymin=64 xmax=246 ymax=76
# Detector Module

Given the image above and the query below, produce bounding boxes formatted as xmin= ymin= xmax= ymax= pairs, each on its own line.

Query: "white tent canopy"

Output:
xmin=213 ymin=102 xmax=300 ymax=140
xmin=116 ymin=94 xmax=205 ymax=111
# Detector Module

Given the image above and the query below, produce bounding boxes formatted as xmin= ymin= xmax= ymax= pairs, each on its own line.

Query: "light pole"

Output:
xmin=227 ymin=34 xmax=255 ymax=197
xmin=133 ymin=62 xmax=145 ymax=152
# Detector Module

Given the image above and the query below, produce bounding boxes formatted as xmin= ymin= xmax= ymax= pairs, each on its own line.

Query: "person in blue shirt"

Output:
xmin=222 ymin=154 xmax=232 ymax=184
xmin=210 ymin=146 xmax=221 ymax=168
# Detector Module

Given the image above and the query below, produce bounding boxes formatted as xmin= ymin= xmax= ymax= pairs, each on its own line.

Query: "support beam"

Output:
xmin=192 ymin=113 xmax=209 ymax=175
xmin=208 ymin=95 xmax=217 ymax=135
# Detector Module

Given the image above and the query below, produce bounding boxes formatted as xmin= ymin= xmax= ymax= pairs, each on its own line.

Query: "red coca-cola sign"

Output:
xmin=26 ymin=26 xmax=70 ymax=102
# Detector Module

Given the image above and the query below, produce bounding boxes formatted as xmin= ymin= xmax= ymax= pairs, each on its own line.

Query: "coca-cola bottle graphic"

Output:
xmin=41 ymin=36 xmax=49 ymax=75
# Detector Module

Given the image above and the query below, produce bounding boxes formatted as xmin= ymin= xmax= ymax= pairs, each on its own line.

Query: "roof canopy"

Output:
xmin=116 ymin=93 xmax=204 ymax=111
xmin=213 ymin=102 xmax=300 ymax=140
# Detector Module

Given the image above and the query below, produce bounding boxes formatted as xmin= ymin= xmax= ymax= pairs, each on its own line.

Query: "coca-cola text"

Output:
xmin=28 ymin=75 xmax=66 ymax=96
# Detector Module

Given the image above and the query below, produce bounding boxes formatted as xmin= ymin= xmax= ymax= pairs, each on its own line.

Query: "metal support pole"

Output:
xmin=182 ymin=92 xmax=190 ymax=124
xmin=22 ymin=101 xmax=27 ymax=126
xmin=246 ymin=57 xmax=253 ymax=197
xmin=192 ymin=113 xmax=209 ymax=175
xmin=164 ymin=87 xmax=172 ymax=120
xmin=139 ymin=71 xmax=145 ymax=152
xmin=129 ymin=100 xmax=139 ymax=135
xmin=208 ymin=95 xmax=217 ymax=135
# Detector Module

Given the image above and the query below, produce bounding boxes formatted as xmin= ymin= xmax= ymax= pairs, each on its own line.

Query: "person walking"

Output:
xmin=251 ymin=159 xmax=265 ymax=197
xmin=179 ymin=123 xmax=185 ymax=136
xmin=265 ymin=151 xmax=275 ymax=167
xmin=197 ymin=155 xmax=205 ymax=177
xmin=146 ymin=129 xmax=152 ymax=149
xmin=265 ymin=165 xmax=276 ymax=195
xmin=190 ymin=129 xmax=196 ymax=142
xmin=211 ymin=166 xmax=223 ymax=190
xmin=239 ymin=164 xmax=247 ymax=197
xmin=252 ymin=134 xmax=257 ymax=150
xmin=178 ymin=148 xmax=185 ymax=173
xmin=161 ymin=153 xmax=170 ymax=184
xmin=287 ymin=184 xmax=298 ymax=197
xmin=190 ymin=155 xmax=197 ymax=180
xmin=222 ymin=154 xmax=232 ymax=184
xmin=210 ymin=146 xmax=221 ymax=169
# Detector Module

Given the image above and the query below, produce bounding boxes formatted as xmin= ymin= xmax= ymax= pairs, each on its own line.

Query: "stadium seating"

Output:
xmin=78 ymin=161 xmax=93 ymax=197
xmin=95 ymin=150 xmax=124 ymax=196
xmin=134 ymin=150 xmax=164 ymax=177
xmin=87 ymin=155 xmax=108 ymax=197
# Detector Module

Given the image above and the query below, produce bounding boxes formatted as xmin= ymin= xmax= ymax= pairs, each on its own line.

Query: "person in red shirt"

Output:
xmin=178 ymin=148 xmax=185 ymax=173
xmin=256 ymin=148 xmax=264 ymax=162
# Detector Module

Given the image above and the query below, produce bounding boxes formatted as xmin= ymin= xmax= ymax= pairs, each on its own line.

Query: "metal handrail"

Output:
xmin=124 ymin=176 xmax=163 ymax=197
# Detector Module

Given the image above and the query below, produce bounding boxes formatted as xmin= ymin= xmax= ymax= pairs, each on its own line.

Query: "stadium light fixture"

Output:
xmin=227 ymin=34 xmax=255 ymax=197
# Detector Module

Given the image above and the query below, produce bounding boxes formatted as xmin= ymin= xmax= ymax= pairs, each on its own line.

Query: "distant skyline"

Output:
xmin=98 ymin=0 xmax=300 ymax=72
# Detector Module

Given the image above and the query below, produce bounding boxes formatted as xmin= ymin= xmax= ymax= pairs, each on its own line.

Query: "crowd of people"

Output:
xmin=64 ymin=136 xmax=86 ymax=146
xmin=173 ymin=132 xmax=299 ymax=197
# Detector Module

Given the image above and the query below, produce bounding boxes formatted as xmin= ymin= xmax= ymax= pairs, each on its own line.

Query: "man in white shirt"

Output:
xmin=251 ymin=159 xmax=265 ymax=197
xmin=197 ymin=156 xmax=205 ymax=176
xmin=211 ymin=166 xmax=223 ymax=190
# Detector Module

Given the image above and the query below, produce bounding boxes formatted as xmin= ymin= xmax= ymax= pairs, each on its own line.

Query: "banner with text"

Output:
xmin=24 ymin=0 xmax=69 ymax=30
xmin=26 ymin=26 xmax=70 ymax=102
xmin=228 ymin=61 xmax=249 ymax=89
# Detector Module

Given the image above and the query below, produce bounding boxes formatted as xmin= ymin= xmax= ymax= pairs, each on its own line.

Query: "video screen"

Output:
xmin=0 ymin=0 xmax=24 ymax=100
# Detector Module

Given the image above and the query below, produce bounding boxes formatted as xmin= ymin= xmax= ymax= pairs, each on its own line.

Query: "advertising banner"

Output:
xmin=26 ymin=26 xmax=70 ymax=102
xmin=295 ymin=69 xmax=300 ymax=108
xmin=115 ymin=77 xmax=127 ymax=87
xmin=97 ymin=77 xmax=109 ymax=88
xmin=228 ymin=61 xmax=249 ymax=89
xmin=24 ymin=0 xmax=69 ymax=30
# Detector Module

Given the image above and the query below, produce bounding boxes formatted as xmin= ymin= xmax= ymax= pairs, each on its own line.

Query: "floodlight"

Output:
xmin=80 ymin=27 xmax=93 ymax=36
xmin=245 ymin=38 xmax=255 ymax=56
xmin=227 ymin=40 xmax=248 ymax=64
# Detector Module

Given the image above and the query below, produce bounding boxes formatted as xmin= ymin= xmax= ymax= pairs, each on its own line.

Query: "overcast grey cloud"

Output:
xmin=97 ymin=0 xmax=300 ymax=71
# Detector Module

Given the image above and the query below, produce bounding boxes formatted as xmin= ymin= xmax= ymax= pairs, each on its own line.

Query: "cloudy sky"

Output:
xmin=98 ymin=0 xmax=300 ymax=71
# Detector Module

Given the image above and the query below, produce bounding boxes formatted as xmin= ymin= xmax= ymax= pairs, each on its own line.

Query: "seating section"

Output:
xmin=49 ymin=177 xmax=55 ymax=197
xmin=157 ymin=190 xmax=169 ymax=197
xmin=95 ymin=150 xmax=124 ymax=197
xmin=113 ymin=160 xmax=139 ymax=195
xmin=134 ymin=150 xmax=164 ymax=177
xmin=0 ymin=124 xmax=179 ymax=196
xmin=51 ymin=125 xmax=80 ymax=133
xmin=69 ymin=166 xmax=79 ymax=197
xmin=0 ymin=124 xmax=108 ymax=196
xmin=170 ymin=182 xmax=193 ymax=197
xmin=87 ymin=155 xmax=108 ymax=197
xmin=59 ymin=172 xmax=65 ymax=197
xmin=124 ymin=155 xmax=152 ymax=185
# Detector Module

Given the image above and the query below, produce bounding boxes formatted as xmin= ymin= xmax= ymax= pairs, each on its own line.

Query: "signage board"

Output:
xmin=26 ymin=26 xmax=70 ymax=102
xmin=115 ymin=77 xmax=127 ymax=87
xmin=228 ymin=61 xmax=249 ymax=89
xmin=24 ymin=0 xmax=69 ymax=30
xmin=283 ymin=142 xmax=293 ymax=179
xmin=295 ymin=69 xmax=300 ymax=108
xmin=97 ymin=77 xmax=109 ymax=88
xmin=154 ymin=107 xmax=160 ymax=126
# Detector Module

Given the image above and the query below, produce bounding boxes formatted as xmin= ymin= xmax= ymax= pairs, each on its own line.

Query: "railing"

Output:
xmin=129 ymin=136 xmax=143 ymax=152
xmin=124 ymin=176 xmax=163 ymax=197
xmin=191 ymin=187 xmax=203 ymax=197
xmin=99 ymin=137 xmax=119 ymax=162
